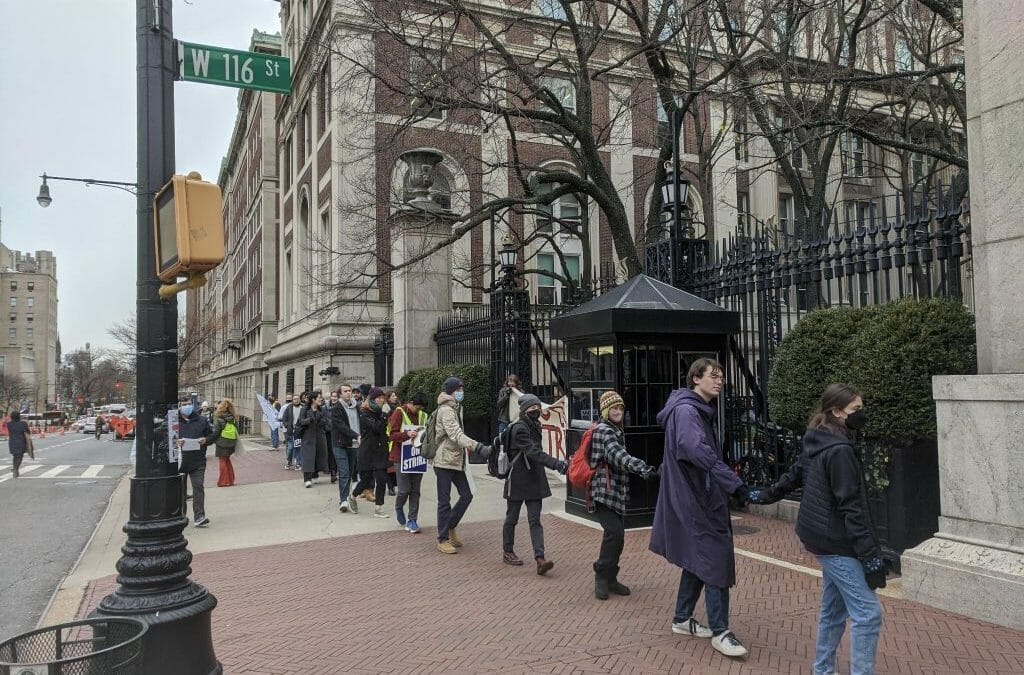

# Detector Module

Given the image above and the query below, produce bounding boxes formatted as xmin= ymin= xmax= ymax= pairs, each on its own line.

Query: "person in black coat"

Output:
xmin=296 ymin=390 xmax=331 ymax=488
xmin=749 ymin=383 xmax=885 ymax=675
xmin=351 ymin=387 xmax=390 ymax=517
xmin=501 ymin=394 xmax=568 ymax=575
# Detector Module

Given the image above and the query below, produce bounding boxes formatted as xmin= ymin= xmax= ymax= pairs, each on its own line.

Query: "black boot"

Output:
xmin=593 ymin=563 xmax=609 ymax=600
xmin=608 ymin=566 xmax=631 ymax=595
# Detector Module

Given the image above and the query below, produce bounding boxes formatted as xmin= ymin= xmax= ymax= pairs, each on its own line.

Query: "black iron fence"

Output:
xmin=676 ymin=192 xmax=972 ymax=484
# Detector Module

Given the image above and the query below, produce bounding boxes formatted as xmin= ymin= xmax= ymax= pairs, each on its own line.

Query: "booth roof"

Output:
xmin=549 ymin=274 xmax=740 ymax=340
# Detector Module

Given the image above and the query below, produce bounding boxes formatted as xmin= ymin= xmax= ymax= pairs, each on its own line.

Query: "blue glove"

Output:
xmin=746 ymin=488 xmax=766 ymax=504
xmin=554 ymin=460 xmax=568 ymax=475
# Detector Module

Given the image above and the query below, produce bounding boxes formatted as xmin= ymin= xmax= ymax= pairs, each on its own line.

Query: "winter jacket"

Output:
xmin=211 ymin=412 xmax=238 ymax=458
xmin=432 ymin=392 xmax=480 ymax=471
xmin=587 ymin=420 xmax=652 ymax=514
xmin=650 ymin=388 xmax=744 ymax=588
xmin=278 ymin=403 xmax=302 ymax=439
xmin=388 ymin=406 xmax=427 ymax=462
xmin=496 ymin=387 xmax=523 ymax=424
xmin=295 ymin=404 xmax=331 ymax=473
xmin=765 ymin=427 xmax=880 ymax=560
xmin=327 ymin=402 xmax=360 ymax=448
xmin=179 ymin=410 xmax=215 ymax=445
xmin=6 ymin=420 xmax=29 ymax=454
xmin=504 ymin=416 xmax=562 ymax=501
xmin=357 ymin=405 xmax=389 ymax=471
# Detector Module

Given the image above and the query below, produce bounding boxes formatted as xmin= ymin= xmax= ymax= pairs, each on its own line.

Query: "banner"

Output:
xmin=540 ymin=396 xmax=569 ymax=463
xmin=399 ymin=442 xmax=428 ymax=474
xmin=256 ymin=393 xmax=282 ymax=431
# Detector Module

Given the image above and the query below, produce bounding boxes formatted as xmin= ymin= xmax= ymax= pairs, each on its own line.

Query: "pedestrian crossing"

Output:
xmin=0 ymin=462 xmax=121 ymax=483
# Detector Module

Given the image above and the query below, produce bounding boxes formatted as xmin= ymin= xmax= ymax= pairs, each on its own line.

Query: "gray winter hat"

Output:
xmin=518 ymin=394 xmax=542 ymax=413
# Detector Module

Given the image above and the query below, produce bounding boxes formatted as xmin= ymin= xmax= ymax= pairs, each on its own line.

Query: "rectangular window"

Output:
xmin=537 ymin=0 xmax=566 ymax=21
xmin=911 ymin=152 xmax=925 ymax=185
xmin=8 ymin=313 xmax=14 ymax=322
xmin=536 ymin=183 xmax=581 ymax=234
xmin=650 ymin=0 xmax=682 ymax=41
xmin=656 ymin=95 xmax=684 ymax=150
xmin=304 ymin=365 xmax=314 ymax=392
xmin=27 ymin=313 xmax=33 ymax=322
xmin=771 ymin=12 xmax=787 ymax=50
xmin=895 ymin=38 xmax=913 ymax=71
xmin=26 ymin=327 xmax=33 ymax=340
xmin=778 ymin=194 xmax=794 ymax=240
xmin=27 ymin=282 xmax=33 ymax=292
xmin=410 ymin=51 xmax=445 ymax=120
xmin=537 ymin=254 xmax=557 ymax=305
xmin=9 ymin=297 xmax=15 ymax=307
xmin=846 ymin=200 xmax=871 ymax=229
xmin=27 ymin=298 xmax=33 ymax=308
xmin=286 ymin=368 xmax=295 ymax=394
xmin=734 ymin=117 xmax=748 ymax=161
xmin=9 ymin=282 xmax=15 ymax=291
xmin=843 ymin=133 xmax=866 ymax=177
xmin=8 ymin=327 xmax=15 ymax=339
xmin=302 ymin=104 xmax=312 ymax=161
xmin=318 ymin=65 xmax=330 ymax=132
xmin=538 ymin=76 xmax=576 ymax=115
xmin=737 ymin=191 xmax=749 ymax=233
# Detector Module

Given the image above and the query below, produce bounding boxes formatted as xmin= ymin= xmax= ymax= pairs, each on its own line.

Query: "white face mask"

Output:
xmin=453 ymin=390 xmax=465 ymax=402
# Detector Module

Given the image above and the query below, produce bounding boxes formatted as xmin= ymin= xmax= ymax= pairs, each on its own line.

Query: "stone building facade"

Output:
xmin=191 ymin=1 xmax=962 ymax=430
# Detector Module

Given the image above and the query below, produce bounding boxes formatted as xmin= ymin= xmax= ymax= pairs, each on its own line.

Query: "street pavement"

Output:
xmin=28 ymin=438 xmax=1024 ymax=673
xmin=0 ymin=431 xmax=131 ymax=640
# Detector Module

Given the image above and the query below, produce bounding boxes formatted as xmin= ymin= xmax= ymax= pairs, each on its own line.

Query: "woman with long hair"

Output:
xmin=212 ymin=399 xmax=240 ymax=487
xmin=750 ymin=383 xmax=886 ymax=675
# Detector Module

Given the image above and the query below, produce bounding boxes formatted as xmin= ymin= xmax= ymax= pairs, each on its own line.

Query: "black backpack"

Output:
xmin=487 ymin=422 xmax=523 ymax=479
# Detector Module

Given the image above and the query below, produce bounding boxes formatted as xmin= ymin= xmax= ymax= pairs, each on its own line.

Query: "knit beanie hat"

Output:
xmin=599 ymin=390 xmax=625 ymax=419
xmin=367 ymin=387 xmax=386 ymax=400
xmin=518 ymin=394 xmax=542 ymax=414
xmin=442 ymin=376 xmax=464 ymax=395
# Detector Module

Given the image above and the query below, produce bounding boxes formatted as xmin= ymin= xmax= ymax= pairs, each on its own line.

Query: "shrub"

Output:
xmin=394 ymin=363 xmax=492 ymax=417
xmin=768 ymin=298 xmax=976 ymax=442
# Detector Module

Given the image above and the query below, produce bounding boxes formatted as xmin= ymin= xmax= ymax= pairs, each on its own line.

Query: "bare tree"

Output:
xmin=0 ymin=374 xmax=33 ymax=415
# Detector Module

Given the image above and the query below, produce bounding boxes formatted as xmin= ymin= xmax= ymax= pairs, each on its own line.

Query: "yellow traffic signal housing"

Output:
xmin=153 ymin=171 xmax=225 ymax=283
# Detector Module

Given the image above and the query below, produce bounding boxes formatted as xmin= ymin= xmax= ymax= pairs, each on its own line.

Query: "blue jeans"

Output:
xmin=270 ymin=426 xmax=280 ymax=449
xmin=673 ymin=569 xmax=729 ymax=635
xmin=435 ymin=467 xmax=473 ymax=542
xmin=814 ymin=555 xmax=883 ymax=675
xmin=285 ymin=436 xmax=298 ymax=465
xmin=332 ymin=445 xmax=357 ymax=501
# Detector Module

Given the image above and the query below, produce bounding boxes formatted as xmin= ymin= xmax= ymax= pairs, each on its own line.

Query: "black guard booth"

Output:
xmin=550 ymin=275 xmax=740 ymax=528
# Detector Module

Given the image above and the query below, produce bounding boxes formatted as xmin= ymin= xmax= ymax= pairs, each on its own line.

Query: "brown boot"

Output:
xmin=503 ymin=551 xmax=524 ymax=566
xmin=362 ymin=489 xmax=375 ymax=501
xmin=536 ymin=557 xmax=554 ymax=576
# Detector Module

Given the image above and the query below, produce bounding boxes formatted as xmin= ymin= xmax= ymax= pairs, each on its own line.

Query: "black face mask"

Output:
xmin=525 ymin=410 xmax=542 ymax=422
xmin=845 ymin=409 xmax=867 ymax=431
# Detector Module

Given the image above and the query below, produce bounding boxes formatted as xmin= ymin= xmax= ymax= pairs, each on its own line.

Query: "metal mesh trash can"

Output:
xmin=0 ymin=617 xmax=147 ymax=675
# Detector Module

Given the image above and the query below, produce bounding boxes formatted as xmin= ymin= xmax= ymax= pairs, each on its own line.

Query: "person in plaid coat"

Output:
xmin=588 ymin=390 xmax=658 ymax=600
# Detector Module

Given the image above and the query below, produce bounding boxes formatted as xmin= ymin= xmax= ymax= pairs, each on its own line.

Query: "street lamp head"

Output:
xmin=660 ymin=169 xmax=689 ymax=211
xmin=499 ymin=239 xmax=518 ymax=271
xmin=36 ymin=176 xmax=52 ymax=208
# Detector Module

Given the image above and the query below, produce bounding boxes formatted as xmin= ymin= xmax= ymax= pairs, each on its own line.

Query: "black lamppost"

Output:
xmin=489 ymin=239 xmax=531 ymax=435
xmin=498 ymin=238 xmax=518 ymax=286
xmin=659 ymin=108 xmax=708 ymax=292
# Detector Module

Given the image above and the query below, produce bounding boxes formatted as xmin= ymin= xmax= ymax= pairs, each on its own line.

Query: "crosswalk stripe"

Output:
xmin=17 ymin=465 xmax=41 ymax=474
xmin=80 ymin=465 xmax=103 ymax=478
xmin=39 ymin=465 xmax=71 ymax=478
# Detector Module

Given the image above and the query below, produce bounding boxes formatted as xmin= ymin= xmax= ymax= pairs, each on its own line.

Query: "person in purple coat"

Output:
xmin=650 ymin=357 xmax=752 ymax=658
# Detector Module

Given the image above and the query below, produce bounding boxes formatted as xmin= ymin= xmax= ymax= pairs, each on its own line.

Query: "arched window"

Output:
xmin=298 ymin=193 xmax=311 ymax=311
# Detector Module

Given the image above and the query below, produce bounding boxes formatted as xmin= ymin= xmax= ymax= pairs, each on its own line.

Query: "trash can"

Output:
xmin=0 ymin=617 xmax=147 ymax=675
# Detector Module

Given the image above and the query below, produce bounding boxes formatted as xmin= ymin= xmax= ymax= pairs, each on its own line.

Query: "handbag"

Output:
xmin=25 ymin=432 xmax=34 ymax=460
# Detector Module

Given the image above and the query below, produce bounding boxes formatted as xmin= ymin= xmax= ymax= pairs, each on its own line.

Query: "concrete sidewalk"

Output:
xmin=46 ymin=438 xmax=1024 ymax=673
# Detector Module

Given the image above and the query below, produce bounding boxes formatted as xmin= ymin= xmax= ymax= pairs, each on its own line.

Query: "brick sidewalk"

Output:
xmin=205 ymin=438 xmax=295 ymax=487
xmin=77 ymin=512 xmax=1024 ymax=674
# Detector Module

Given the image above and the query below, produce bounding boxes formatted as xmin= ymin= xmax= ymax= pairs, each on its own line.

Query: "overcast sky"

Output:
xmin=0 ymin=0 xmax=280 ymax=354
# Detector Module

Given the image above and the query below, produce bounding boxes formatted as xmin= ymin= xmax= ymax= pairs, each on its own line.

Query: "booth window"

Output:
xmin=569 ymin=344 xmax=615 ymax=421
xmin=622 ymin=345 xmax=673 ymax=427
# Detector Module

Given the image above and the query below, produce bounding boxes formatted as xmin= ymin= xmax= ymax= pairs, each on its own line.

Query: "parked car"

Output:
xmin=83 ymin=417 xmax=97 ymax=434
xmin=71 ymin=417 xmax=87 ymax=432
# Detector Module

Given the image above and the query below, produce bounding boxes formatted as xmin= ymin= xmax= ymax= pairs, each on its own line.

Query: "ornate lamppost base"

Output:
xmin=91 ymin=474 xmax=221 ymax=674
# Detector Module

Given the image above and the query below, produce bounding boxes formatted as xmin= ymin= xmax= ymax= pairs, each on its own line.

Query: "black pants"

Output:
xmin=353 ymin=468 xmax=387 ymax=505
xmin=327 ymin=447 xmax=337 ymax=474
xmin=11 ymin=452 xmax=24 ymax=477
xmin=593 ymin=503 xmax=625 ymax=578
xmin=503 ymin=499 xmax=545 ymax=558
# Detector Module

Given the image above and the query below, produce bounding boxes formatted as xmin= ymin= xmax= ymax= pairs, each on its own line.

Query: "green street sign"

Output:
xmin=177 ymin=41 xmax=291 ymax=94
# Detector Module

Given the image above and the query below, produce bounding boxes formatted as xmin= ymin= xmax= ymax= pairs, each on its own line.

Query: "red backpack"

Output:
xmin=568 ymin=423 xmax=609 ymax=508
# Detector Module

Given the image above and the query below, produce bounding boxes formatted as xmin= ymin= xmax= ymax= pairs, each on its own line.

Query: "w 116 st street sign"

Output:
xmin=178 ymin=41 xmax=291 ymax=94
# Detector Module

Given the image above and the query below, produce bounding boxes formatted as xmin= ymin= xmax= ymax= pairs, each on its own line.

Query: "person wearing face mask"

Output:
xmin=748 ymin=384 xmax=884 ymax=675
xmin=296 ymin=390 xmax=332 ymax=488
xmin=352 ymin=387 xmax=391 ymax=517
xmin=588 ymin=391 xmax=658 ymax=599
xmin=432 ymin=376 xmax=492 ymax=554
xmin=651 ymin=358 xmax=752 ymax=658
xmin=501 ymin=394 xmax=568 ymax=574
xmin=175 ymin=396 xmax=216 ymax=528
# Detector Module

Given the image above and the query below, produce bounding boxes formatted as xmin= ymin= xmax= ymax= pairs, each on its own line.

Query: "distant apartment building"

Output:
xmin=0 ymin=238 xmax=58 ymax=412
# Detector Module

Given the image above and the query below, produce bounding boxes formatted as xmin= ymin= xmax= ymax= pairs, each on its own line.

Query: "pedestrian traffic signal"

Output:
xmin=153 ymin=171 xmax=225 ymax=284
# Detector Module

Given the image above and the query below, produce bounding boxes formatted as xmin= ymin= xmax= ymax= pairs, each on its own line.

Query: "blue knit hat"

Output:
xmin=442 ymin=376 xmax=464 ymax=395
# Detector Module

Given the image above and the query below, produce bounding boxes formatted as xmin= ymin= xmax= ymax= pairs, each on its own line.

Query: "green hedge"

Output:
xmin=395 ymin=363 xmax=492 ymax=417
xmin=768 ymin=298 xmax=976 ymax=444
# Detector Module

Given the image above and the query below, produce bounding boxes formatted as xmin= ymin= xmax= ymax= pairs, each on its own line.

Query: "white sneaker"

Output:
xmin=373 ymin=506 xmax=389 ymax=518
xmin=711 ymin=631 xmax=748 ymax=658
xmin=672 ymin=617 xmax=714 ymax=638
xmin=304 ymin=480 xmax=312 ymax=488
xmin=339 ymin=500 xmax=350 ymax=512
